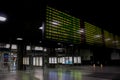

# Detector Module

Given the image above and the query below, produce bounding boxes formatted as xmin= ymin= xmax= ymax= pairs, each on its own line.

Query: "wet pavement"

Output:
xmin=0 ymin=66 xmax=120 ymax=80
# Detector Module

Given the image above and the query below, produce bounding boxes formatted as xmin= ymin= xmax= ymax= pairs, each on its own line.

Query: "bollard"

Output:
xmin=100 ymin=64 xmax=103 ymax=71
xmin=93 ymin=64 xmax=96 ymax=71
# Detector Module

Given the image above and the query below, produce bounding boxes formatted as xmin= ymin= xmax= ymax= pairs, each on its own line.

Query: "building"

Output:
xmin=0 ymin=1 xmax=120 ymax=80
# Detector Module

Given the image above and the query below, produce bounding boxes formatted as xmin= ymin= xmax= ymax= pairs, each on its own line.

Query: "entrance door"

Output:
xmin=0 ymin=52 xmax=17 ymax=72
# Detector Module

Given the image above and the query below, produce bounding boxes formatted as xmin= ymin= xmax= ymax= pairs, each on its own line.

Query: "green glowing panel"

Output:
xmin=114 ymin=35 xmax=120 ymax=48
xmin=85 ymin=22 xmax=103 ymax=45
xmin=45 ymin=6 xmax=81 ymax=44
xmin=104 ymin=30 xmax=114 ymax=47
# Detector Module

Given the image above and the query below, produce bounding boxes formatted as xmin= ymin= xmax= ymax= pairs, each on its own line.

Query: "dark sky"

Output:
xmin=0 ymin=0 xmax=120 ymax=43
xmin=47 ymin=0 xmax=120 ymax=35
xmin=0 ymin=0 xmax=44 ymax=43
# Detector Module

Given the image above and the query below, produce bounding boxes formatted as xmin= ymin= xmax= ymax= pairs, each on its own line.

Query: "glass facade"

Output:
xmin=45 ymin=6 xmax=120 ymax=49
xmin=84 ymin=22 xmax=103 ymax=45
xmin=114 ymin=35 xmax=120 ymax=49
xmin=104 ymin=30 xmax=114 ymax=48
xmin=45 ymin=6 xmax=81 ymax=44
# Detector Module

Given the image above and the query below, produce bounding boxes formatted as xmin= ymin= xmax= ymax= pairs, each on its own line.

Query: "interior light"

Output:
xmin=69 ymin=44 xmax=74 ymax=46
xmin=44 ymin=48 xmax=47 ymax=52
xmin=105 ymin=38 xmax=111 ymax=41
xmin=17 ymin=38 xmax=23 ymax=40
xmin=11 ymin=53 xmax=13 ymax=55
xmin=0 ymin=16 xmax=7 ymax=22
xmin=39 ymin=27 xmax=43 ymax=30
xmin=39 ymin=41 xmax=42 ymax=43
xmin=94 ymin=35 xmax=101 ymax=38
xmin=51 ymin=20 xmax=60 ymax=25
xmin=6 ymin=44 xmax=10 ymax=48
xmin=11 ymin=44 xmax=17 ymax=49
xmin=35 ymin=46 xmax=43 ymax=50
xmin=57 ymin=43 xmax=61 ymax=45
xmin=77 ymin=29 xmax=84 ymax=33
xmin=26 ymin=46 xmax=31 ymax=50
xmin=52 ymin=22 xmax=58 ymax=25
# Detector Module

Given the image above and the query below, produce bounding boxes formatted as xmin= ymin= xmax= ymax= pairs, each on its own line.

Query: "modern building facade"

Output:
xmin=0 ymin=5 xmax=120 ymax=72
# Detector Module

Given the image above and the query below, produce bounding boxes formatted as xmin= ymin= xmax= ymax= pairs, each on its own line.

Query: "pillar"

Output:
xmin=17 ymin=41 xmax=26 ymax=70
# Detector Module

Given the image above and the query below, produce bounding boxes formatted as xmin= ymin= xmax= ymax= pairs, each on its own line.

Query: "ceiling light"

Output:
xmin=39 ymin=22 xmax=44 ymax=30
xmin=39 ymin=27 xmax=43 ymax=30
xmin=0 ymin=16 xmax=7 ymax=22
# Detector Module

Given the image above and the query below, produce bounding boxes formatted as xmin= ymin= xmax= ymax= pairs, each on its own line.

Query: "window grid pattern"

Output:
xmin=114 ymin=35 xmax=120 ymax=48
xmin=104 ymin=30 xmax=114 ymax=47
xmin=85 ymin=22 xmax=103 ymax=45
xmin=45 ymin=6 xmax=120 ymax=49
xmin=45 ymin=6 xmax=81 ymax=44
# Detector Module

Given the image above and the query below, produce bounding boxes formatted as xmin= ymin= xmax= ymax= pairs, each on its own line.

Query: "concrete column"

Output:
xmin=17 ymin=41 xmax=26 ymax=70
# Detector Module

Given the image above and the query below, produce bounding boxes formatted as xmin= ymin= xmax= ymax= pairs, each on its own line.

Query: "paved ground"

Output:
xmin=0 ymin=65 xmax=120 ymax=80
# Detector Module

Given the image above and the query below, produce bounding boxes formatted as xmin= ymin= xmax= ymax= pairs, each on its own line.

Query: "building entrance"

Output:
xmin=0 ymin=50 xmax=17 ymax=72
